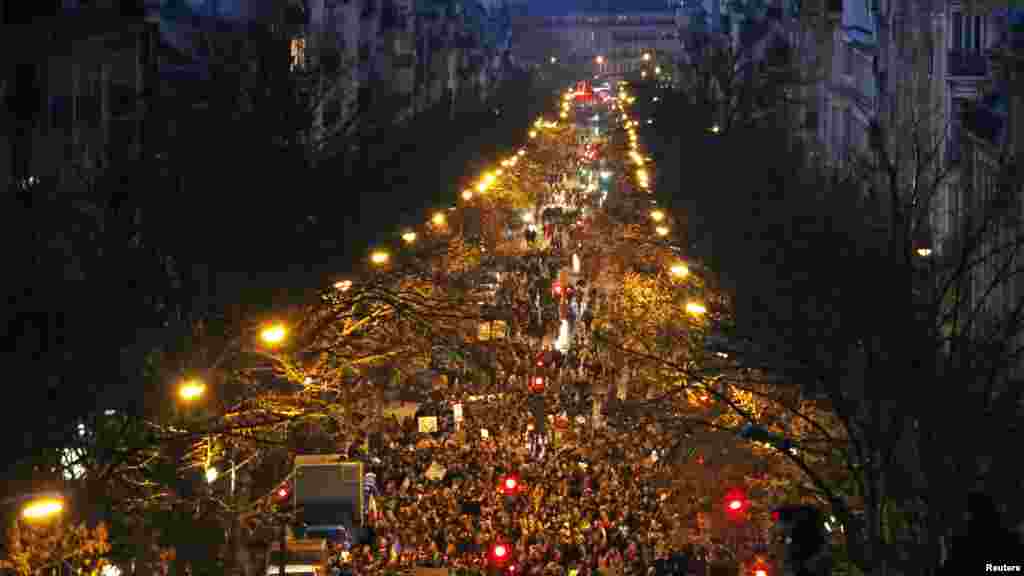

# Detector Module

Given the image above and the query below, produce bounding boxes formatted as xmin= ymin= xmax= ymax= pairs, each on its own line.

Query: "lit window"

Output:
xmin=290 ymin=37 xmax=306 ymax=71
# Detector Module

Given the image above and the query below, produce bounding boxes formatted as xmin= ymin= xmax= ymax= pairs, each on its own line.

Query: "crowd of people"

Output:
xmin=329 ymin=405 xmax=708 ymax=576
xmin=313 ymin=104 xmax=730 ymax=576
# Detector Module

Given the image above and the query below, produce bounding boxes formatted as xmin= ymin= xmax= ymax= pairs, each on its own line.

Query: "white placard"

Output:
xmin=418 ymin=416 xmax=438 ymax=433
xmin=481 ymin=428 xmax=490 ymax=439
xmin=425 ymin=461 xmax=446 ymax=481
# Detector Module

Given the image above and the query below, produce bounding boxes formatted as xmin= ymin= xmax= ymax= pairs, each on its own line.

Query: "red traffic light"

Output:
xmin=491 ymin=543 xmax=510 ymax=563
xmin=501 ymin=475 xmax=521 ymax=495
xmin=750 ymin=558 xmax=770 ymax=576
xmin=724 ymin=488 xmax=747 ymax=517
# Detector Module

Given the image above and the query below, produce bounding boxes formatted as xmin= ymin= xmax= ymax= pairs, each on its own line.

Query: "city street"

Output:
xmin=8 ymin=1 xmax=1024 ymax=574
xmin=256 ymin=79 xmax=745 ymax=576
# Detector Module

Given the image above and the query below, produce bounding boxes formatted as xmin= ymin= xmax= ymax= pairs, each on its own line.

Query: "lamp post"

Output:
xmin=20 ymin=495 xmax=65 ymax=522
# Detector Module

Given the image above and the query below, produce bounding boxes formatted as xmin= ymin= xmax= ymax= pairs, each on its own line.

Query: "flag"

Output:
xmin=364 ymin=471 xmax=378 ymax=497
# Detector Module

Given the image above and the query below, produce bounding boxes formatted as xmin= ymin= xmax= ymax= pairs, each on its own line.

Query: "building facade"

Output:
xmin=2 ymin=0 xmax=513 ymax=190
xmin=512 ymin=10 xmax=683 ymax=76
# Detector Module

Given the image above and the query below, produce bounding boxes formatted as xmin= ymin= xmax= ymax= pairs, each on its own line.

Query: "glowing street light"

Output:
xmin=709 ymin=124 xmax=721 ymax=134
xmin=686 ymin=302 xmax=707 ymax=316
xmin=205 ymin=466 xmax=219 ymax=484
xmin=655 ymin=225 xmax=669 ymax=236
xmin=402 ymin=231 xmax=417 ymax=244
xmin=22 ymin=497 xmax=64 ymax=522
xmin=916 ymin=247 xmax=933 ymax=257
xmin=670 ymin=263 xmax=689 ymax=278
xmin=655 ymin=66 xmax=661 ymax=74
xmin=260 ymin=323 xmax=288 ymax=346
xmin=432 ymin=212 xmax=447 ymax=227
xmin=595 ymin=55 xmax=604 ymax=64
xmin=178 ymin=378 xmax=206 ymax=402
xmin=529 ymin=130 xmax=537 ymax=138
xmin=518 ymin=149 xmax=526 ymax=156
xmin=370 ymin=250 xmax=390 ymax=266
xmin=650 ymin=209 xmax=665 ymax=222
xmin=643 ymin=52 xmax=651 ymax=61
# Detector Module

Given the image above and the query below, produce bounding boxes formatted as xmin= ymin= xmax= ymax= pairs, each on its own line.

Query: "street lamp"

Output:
xmin=595 ymin=56 xmax=604 ymax=64
xmin=432 ymin=212 xmax=447 ymax=227
xmin=205 ymin=466 xmax=219 ymax=484
xmin=178 ymin=378 xmax=207 ymax=402
xmin=670 ymin=263 xmax=689 ymax=279
xmin=655 ymin=66 xmax=661 ymax=74
xmin=655 ymin=225 xmax=669 ymax=237
xmin=643 ymin=52 xmax=651 ymax=61
xmin=650 ymin=209 xmax=665 ymax=222
xmin=370 ymin=250 xmax=390 ymax=266
xmin=260 ymin=323 xmax=288 ymax=346
xmin=709 ymin=124 xmax=721 ymax=134
xmin=916 ymin=247 xmax=933 ymax=257
xmin=685 ymin=302 xmax=707 ymax=317
xmin=402 ymin=231 xmax=417 ymax=244
xmin=22 ymin=497 xmax=64 ymax=522
xmin=529 ymin=130 xmax=537 ymax=139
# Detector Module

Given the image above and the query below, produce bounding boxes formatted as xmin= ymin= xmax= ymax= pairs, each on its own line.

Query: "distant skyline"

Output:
xmin=520 ymin=0 xmax=677 ymax=15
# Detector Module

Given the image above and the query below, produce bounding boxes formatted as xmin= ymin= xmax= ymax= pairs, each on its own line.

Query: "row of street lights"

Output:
xmin=614 ymin=84 xmax=707 ymax=319
xmin=177 ymin=322 xmax=289 ymax=403
xmin=354 ymin=120 xmax=544 ymax=274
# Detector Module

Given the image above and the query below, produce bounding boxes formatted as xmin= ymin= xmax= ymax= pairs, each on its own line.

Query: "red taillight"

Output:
xmin=771 ymin=511 xmax=780 ymax=522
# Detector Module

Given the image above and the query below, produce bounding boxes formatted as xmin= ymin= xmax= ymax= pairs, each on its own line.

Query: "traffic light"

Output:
xmin=501 ymin=475 xmax=520 ymax=496
xmin=724 ymin=488 xmax=749 ymax=519
xmin=490 ymin=542 xmax=511 ymax=565
xmin=748 ymin=556 xmax=771 ymax=576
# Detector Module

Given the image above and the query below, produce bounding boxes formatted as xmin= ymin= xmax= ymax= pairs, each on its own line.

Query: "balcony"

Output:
xmin=947 ymin=51 xmax=988 ymax=78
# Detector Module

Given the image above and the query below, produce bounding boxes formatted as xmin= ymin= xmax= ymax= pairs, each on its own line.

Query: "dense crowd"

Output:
xmin=319 ymin=109 xmax=714 ymax=575
xmin=331 ymin=406 xmax=706 ymax=576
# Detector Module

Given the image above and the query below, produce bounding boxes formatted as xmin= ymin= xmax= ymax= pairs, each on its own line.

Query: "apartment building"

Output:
xmin=512 ymin=11 xmax=683 ymax=75
xmin=787 ymin=0 xmax=1023 ymax=378
xmin=2 ymin=0 xmax=513 ymax=189
xmin=2 ymin=0 xmax=153 ymax=192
